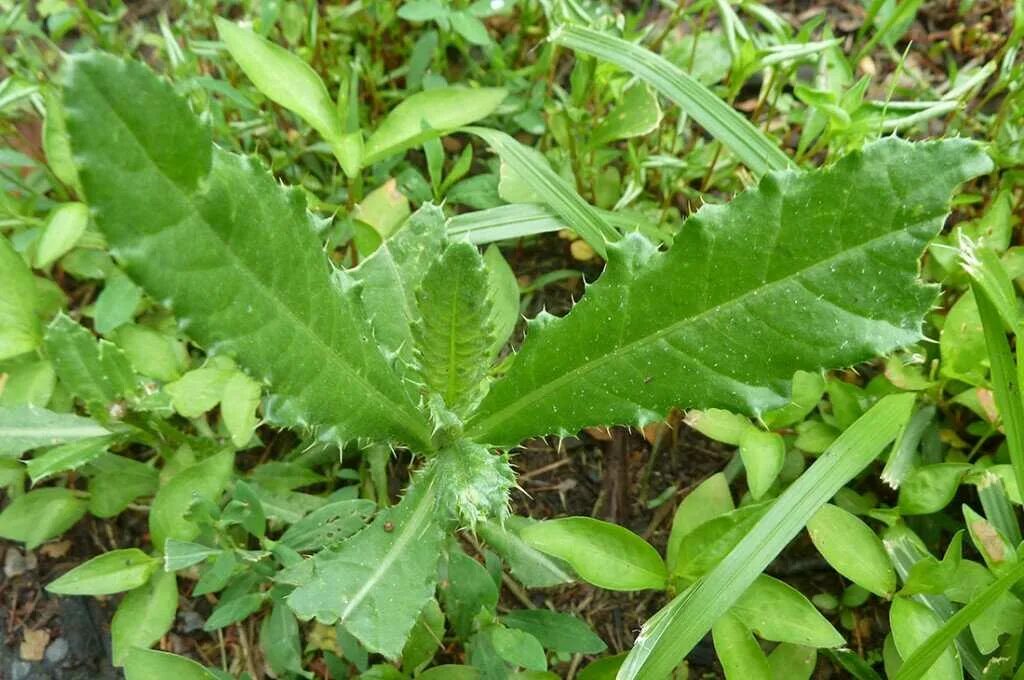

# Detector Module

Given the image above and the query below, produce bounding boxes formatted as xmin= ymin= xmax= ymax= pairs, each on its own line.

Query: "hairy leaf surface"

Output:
xmin=284 ymin=472 xmax=444 ymax=658
xmin=467 ymin=139 xmax=991 ymax=446
xmin=63 ymin=53 xmax=432 ymax=450
xmin=414 ymin=241 xmax=495 ymax=414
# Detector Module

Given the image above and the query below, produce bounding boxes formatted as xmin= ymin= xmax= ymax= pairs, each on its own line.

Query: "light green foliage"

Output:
xmin=503 ymin=610 xmax=607 ymax=654
xmin=111 ymin=569 xmax=178 ymax=665
xmin=26 ymin=435 xmax=113 ymax=483
xmin=712 ymin=612 xmax=772 ymax=680
xmin=63 ymin=53 xmax=433 ymax=451
xmin=285 ymin=471 xmax=444 ymax=658
xmin=149 ymin=449 xmax=234 ymax=549
xmin=468 ymin=140 xmax=991 ymax=446
xmin=666 ymin=472 xmax=734 ymax=571
xmin=46 ymin=548 xmax=158 ymax=595
xmin=0 ymin=406 xmax=109 ymax=458
xmin=589 ymin=84 xmax=663 ymax=148
xmin=363 ymin=87 xmax=507 ymax=165
xmin=0 ymin=487 xmax=88 ymax=549
xmin=0 ymin=235 xmax=41 ymax=360
xmin=414 ymin=241 xmax=496 ymax=415
xmin=123 ymin=648 xmax=216 ymax=680
xmin=214 ymin=18 xmax=360 ymax=176
xmin=521 ymin=516 xmax=667 ymax=591
xmin=807 ymin=503 xmax=896 ymax=597
xmin=740 ymin=428 xmax=786 ymax=500
xmin=45 ymin=313 xmax=135 ymax=413
xmin=35 ymin=202 xmax=88 ymax=268
xmin=890 ymin=597 xmax=963 ymax=680
xmin=730 ymin=575 xmax=844 ymax=647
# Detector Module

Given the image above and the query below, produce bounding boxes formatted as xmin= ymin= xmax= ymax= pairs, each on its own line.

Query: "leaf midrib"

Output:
xmin=468 ymin=222 xmax=935 ymax=441
xmin=340 ymin=479 xmax=437 ymax=622
xmin=78 ymin=68 xmax=430 ymax=449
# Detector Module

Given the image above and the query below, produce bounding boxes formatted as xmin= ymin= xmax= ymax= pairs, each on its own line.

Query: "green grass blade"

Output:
xmin=618 ymin=393 xmax=915 ymax=679
xmin=464 ymin=127 xmax=617 ymax=256
xmin=550 ymin=24 xmax=791 ymax=176
xmin=447 ymin=203 xmax=566 ymax=244
xmin=971 ymin=280 xmax=1024 ymax=518
xmin=893 ymin=559 xmax=1024 ymax=680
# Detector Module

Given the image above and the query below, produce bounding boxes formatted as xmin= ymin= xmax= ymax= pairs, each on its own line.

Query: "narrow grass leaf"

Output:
xmin=618 ymin=393 xmax=914 ymax=679
xmin=551 ymin=24 xmax=790 ymax=176
xmin=464 ymin=127 xmax=617 ymax=256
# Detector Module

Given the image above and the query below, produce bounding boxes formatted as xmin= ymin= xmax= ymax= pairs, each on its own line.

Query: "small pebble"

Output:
xmin=179 ymin=610 xmax=205 ymax=633
xmin=45 ymin=637 xmax=70 ymax=664
xmin=4 ymin=548 xmax=36 ymax=578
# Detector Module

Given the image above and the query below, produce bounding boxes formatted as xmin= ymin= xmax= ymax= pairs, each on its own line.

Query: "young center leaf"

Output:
xmin=62 ymin=53 xmax=433 ymax=452
xmin=466 ymin=139 xmax=991 ymax=446
xmin=413 ymin=241 xmax=496 ymax=415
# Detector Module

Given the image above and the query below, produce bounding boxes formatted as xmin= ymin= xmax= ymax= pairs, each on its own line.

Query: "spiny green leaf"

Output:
xmin=284 ymin=471 xmax=444 ymax=658
xmin=63 ymin=52 xmax=432 ymax=451
xmin=467 ymin=139 xmax=991 ymax=446
xmin=433 ymin=440 xmax=515 ymax=526
xmin=0 ymin=406 xmax=109 ymax=458
xmin=414 ymin=241 xmax=495 ymax=414
xmin=44 ymin=313 xmax=135 ymax=413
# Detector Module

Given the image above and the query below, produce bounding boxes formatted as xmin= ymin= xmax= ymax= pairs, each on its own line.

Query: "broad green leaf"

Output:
xmin=87 ymin=453 xmax=159 ymax=518
xmin=279 ymin=498 xmax=375 ymax=551
xmin=44 ymin=313 xmax=135 ymax=411
xmin=684 ymin=408 xmax=751 ymax=445
xmin=731 ymin=575 xmax=844 ymax=647
xmin=712 ymin=612 xmax=772 ymax=680
xmin=163 ymin=540 xmax=222 ymax=571
xmin=352 ymin=179 xmax=411 ymax=240
xmin=0 ymin=487 xmax=88 ymax=549
xmin=402 ymin=598 xmax=445 ymax=672
xmin=576 ymin=655 xmax=627 ymax=680
xmin=165 ymin=365 xmax=232 ymax=418
xmin=890 ymin=597 xmax=962 ymax=680
xmin=666 ymin=472 xmax=734 ymax=571
xmin=285 ymin=472 xmax=444 ymax=658
xmin=619 ymin=393 xmax=914 ymax=679
xmin=901 ymin=532 xmax=963 ymax=595
xmin=483 ymin=244 xmax=519 ymax=355
xmin=111 ymin=324 xmax=184 ymax=382
xmin=767 ymin=644 xmax=816 ymax=680
xmin=740 ymin=428 xmax=785 ymax=500
xmin=0 ymin=406 xmax=109 ymax=458
xmin=0 ymin=235 xmax=41 ymax=360
xmin=441 ymin=549 xmax=499 ymax=639
xmin=467 ymin=139 xmax=990 ymax=446
xmin=26 ymin=435 xmax=113 ymax=484
xmin=521 ymin=516 xmax=666 ymax=591
xmin=0 ymin=359 xmax=55 ymax=408
xmin=149 ymin=449 xmax=234 ymax=549
xmin=93 ymin=272 xmax=142 ymax=334
xmin=894 ymin=560 xmax=1024 ymax=680
xmin=35 ymin=202 xmax=89 ymax=268
xmin=589 ymin=84 xmax=662 ymax=148
xmin=552 ymin=24 xmax=789 ymax=176
xmin=63 ymin=53 xmax=433 ymax=452
xmin=898 ymin=463 xmax=971 ymax=515
xmin=214 ymin=18 xmax=360 ymax=176
xmin=124 ymin=649 xmax=216 ymax=680
xmin=414 ymin=242 xmax=494 ymax=414
xmin=939 ymin=292 xmax=986 ymax=384
xmin=673 ymin=502 xmax=769 ymax=580
xmin=261 ymin=600 xmax=307 ymax=677
xmin=42 ymin=88 xmax=81 ymax=191
xmin=807 ymin=503 xmax=896 ymax=597
xmin=111 ymin=569 xmax=178 ymax=665
xmin=204 ymin=591 xmax=266 ymax=630
xmin=490 ymin=626 xmax=547 ymax=672
xmin=47 ymin=548 xmax=157 ymax=595
xmin=220 ymin=370 xmax=261 ymax=447
xmin=476 ymin=517 xmax=575 ymax=588
xmin=363 ymin=87 xmax=507 ymax=165
xmin=503 ymin=609 xmax=606 ymax=654
xmin=466 ymin=127 xmax=617 ymax=257
xmin=762 ymin=371 xmax=826 ymax=428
